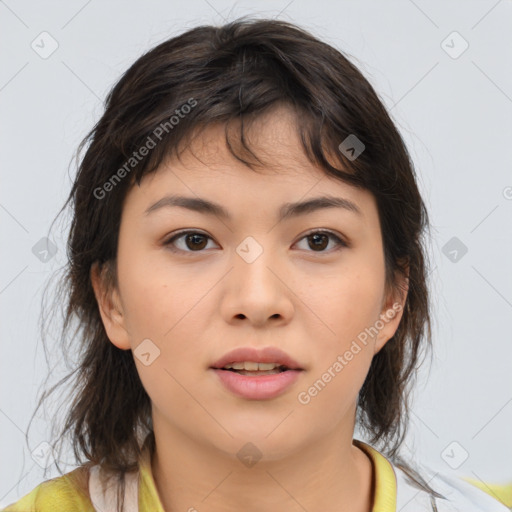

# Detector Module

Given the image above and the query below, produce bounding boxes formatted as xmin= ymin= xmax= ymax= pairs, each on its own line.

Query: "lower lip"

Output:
xmin=210 ymin=369 xmax=303 ymax=400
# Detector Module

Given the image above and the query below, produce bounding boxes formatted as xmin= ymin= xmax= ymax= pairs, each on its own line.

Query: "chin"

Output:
xmin=204 ymin=425 xmax=308 ymax=461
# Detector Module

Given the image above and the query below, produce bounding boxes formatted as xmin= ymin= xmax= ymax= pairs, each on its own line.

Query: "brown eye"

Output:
xmin=295 ymin=230 xmax=347 ymax=253
xmin=183 ymin=233 xmax=208 ymax=250
xmin=307 ymin=232 xmax=329 ymax=251
xmin=164 ymin=231 xmax=216 ymax=253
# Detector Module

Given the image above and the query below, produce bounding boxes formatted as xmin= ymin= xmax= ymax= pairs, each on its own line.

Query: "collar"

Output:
xmin=353 ymin=438 xmax=397 ymax=511
xmin=138 ymin=443 xmax=165 ymax=511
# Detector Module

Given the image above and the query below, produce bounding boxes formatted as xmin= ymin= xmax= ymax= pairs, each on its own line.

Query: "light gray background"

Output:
xmin=1 ymin=0 xmax=511 ymax=507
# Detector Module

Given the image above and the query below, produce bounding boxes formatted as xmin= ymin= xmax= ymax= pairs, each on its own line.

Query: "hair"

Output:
xmin=26 ymin=16 xmax=444 ymax=510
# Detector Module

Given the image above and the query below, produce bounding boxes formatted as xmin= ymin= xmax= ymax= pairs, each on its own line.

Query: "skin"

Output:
xmin=91 ymin=105 xmax=408 ymax=512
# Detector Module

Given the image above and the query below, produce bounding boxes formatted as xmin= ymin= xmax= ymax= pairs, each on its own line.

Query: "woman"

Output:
xmin=3 ymin=17 xmax=508 ymax=512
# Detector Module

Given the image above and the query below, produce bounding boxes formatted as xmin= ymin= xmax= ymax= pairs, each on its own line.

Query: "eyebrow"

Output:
xmin=144 ymin=194 xmax=362 ymax=221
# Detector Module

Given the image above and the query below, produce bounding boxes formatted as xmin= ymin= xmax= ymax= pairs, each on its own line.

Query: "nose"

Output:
xmin=220 ymin=242 xmax=295 ymax=327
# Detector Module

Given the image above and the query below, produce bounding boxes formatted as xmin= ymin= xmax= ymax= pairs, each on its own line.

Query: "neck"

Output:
xmin=149 ymin=420 xmax=374 ymax=512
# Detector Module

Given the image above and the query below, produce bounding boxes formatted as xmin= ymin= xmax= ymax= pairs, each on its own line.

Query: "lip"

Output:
xmin=210 ymin=346 xmax=303 ymax=371
xmin=211 ymin=368 xmax=303 ymax=400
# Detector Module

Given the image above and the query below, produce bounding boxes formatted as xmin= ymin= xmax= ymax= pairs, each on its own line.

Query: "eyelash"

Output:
xmin=162 ymin=229 xmax=348 ymax=255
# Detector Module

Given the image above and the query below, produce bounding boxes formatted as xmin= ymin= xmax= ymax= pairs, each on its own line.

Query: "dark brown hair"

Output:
xmin=27 ymin=16 xmax=443 ymax=509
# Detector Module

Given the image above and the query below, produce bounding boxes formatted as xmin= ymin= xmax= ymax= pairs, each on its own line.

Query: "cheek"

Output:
xmin=294 ymin=295 xmax=376 ymax=431
xmin=297 ymin=268 xmax=383 ymax=409
xmin=121 ymin=261 xmax=209 ymax=418
xmin=116 ymin=241 xmax=196 ymax=339
xmin=313 ymin=268 xmax=384 ymax=347
xmin=296 ymin=351 xmax=372 ymax=433
xmin=116 ymin=246 xmax=209 ymax=387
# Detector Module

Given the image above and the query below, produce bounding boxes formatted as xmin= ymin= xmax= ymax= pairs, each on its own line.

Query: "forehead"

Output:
xmin=123 ymin=106 xmax=377 ymax=223
xmin=175 ymin=104 xmax=321 ymax=175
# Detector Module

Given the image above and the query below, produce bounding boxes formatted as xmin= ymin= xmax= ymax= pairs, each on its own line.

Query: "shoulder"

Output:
xmin=1 ymin=466 xmax=95 ymax=512
xmin=394 ymin=464 xmax=511 ymax=512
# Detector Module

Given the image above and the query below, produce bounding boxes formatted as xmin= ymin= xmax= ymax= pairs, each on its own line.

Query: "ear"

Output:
xmin=90 ymin=261 xmax=131 ymax=350
xmin=373 ymin=263 xmax=409 ymax=355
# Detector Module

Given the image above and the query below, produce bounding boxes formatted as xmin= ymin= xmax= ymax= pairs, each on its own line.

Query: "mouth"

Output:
xmin=210 ymin=347 xmax=304 ymax=373
xmin=210 ymin=362 xmax=303 ymax=400
xmin=216 ymin=363 xmax=293 ymax=376
xmin=210 ymin=366 xmax=303 ymax=400
xmin=209 ymin=347 xmax=305 ymax=399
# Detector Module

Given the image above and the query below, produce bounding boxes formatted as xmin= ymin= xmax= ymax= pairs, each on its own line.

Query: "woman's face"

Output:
xmin=92 ymin=106 xmax=407 ymax=460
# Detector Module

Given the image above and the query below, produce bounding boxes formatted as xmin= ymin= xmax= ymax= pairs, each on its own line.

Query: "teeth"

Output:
xmin=223 ymin=362 xmax=284 ymax=371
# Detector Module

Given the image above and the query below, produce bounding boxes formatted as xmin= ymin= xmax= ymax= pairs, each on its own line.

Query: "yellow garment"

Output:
xmin=354 ymin=439 xmax=397 ymax=510
xmin=1 ymin=439 xmax=507 ymax=511
xmin=1 ymin=466 xmax=95 ymax=512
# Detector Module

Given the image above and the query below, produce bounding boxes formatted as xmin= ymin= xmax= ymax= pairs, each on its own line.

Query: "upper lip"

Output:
xmin=210 ymin=347 xmax=304 ymax=370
